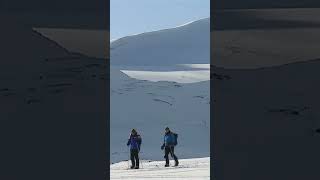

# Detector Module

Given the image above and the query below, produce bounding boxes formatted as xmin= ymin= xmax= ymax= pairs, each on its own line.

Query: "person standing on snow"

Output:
xmin=127 ymin=129 xmax=142 ymax=169
xmin=161 ymin=127 xmax=179 ymax=167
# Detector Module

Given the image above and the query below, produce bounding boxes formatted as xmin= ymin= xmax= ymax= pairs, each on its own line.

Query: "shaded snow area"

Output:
xmin=111 ymin=157 xmax=210 ymax=180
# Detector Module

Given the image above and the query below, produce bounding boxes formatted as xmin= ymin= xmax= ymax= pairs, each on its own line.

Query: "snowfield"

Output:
xmin=110 ymin=157 xmax=210 ymax=180
xmin=110 ymin=68 xmax=210 ymax=163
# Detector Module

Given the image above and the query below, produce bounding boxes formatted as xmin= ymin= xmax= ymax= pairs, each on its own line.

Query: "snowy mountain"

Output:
xmin=111 ymin=157 xmax=210 ymax=180
xmin=110 ymin=18 xmax=210 ymax=164
xmin=111 ymin=18 xmax=209 ymax=66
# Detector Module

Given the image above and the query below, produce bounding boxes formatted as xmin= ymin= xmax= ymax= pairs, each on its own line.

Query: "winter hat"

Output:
xmin=165 ymin=127 xmax=170 ymax=131
xmin=131 ymin=129 xmax=137 ymax=133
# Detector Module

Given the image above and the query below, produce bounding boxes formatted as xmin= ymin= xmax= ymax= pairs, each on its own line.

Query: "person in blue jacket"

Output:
xmin=161 ymin=127 xmax=179 ymax=167
xmin=127 ymin=129 xmax=142 ymax=169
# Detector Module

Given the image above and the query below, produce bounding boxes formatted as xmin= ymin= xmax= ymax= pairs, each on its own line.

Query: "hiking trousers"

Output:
xmin=130 ymin=149 xmax=139 ymax=167
xmin=164 ymin=146 xmax=178 ymax=165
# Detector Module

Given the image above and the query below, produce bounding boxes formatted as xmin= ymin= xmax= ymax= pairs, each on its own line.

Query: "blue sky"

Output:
xmin=111 ymin=0 xmax=210 ymax=41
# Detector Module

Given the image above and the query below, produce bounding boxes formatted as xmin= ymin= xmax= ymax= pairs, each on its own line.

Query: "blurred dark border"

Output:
xmin=0 ymin=0 xmax=109 ymax=179
xmin=213 ymin=0 xmax=320 ymax=9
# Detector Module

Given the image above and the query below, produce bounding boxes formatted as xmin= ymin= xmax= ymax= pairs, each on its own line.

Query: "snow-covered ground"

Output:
xmin=110 ymin=157 xmax=210 ymax=180
xmin=110 ymin=68 xmax=210 ymax=163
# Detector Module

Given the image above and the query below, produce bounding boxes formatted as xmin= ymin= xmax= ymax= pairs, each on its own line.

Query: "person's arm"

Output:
xmin=127 ymin=136 xmax=131 ymax=146
xmin=137 ymin=135 xmax=142 ymax=150
xmin=137 ymin=135 xmax=142 ymax=145
xmin=161 ymin=136 xmax=165 ymax=149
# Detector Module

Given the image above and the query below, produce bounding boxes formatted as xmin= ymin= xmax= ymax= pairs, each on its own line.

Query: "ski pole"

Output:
xmin=140 ymin=151 xmax=143 ymax=169
xmin=127 ymin=146 xmax=130 ymax=169
xmin=138 ymin=147 xmax=143 ymax=169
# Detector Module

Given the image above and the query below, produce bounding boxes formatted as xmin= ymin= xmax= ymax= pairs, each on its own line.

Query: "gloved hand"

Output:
xmin=161 ymin=145 xmax=164 ymax=150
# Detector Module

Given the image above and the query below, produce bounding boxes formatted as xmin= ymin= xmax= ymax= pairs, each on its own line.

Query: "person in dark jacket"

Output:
xmin=127 ymin=129 xmax=142 ymax=169
xmin=161 ymin=127 xmax=179 ymax=167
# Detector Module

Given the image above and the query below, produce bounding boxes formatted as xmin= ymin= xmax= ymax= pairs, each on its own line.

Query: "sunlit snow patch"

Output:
xmin=120 ymin=70 xmax=209 ymax=83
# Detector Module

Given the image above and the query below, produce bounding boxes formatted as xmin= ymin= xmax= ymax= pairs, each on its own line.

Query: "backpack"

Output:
xmin=172 ymin=133 xmax=178 ymax=146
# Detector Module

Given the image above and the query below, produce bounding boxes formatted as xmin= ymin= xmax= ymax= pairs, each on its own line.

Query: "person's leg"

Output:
xmin=134 ymin=149 xmax=139 ymax=168
xmin=170 ymin=147 xmax=179 ymax=166
xmin=130 ymin=149 xmax=135 ymax=168
xmin=164 ymin=147 xmax=170 ymax=166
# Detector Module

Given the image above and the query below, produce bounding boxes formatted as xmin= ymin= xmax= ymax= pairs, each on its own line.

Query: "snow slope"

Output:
xmin=110 ymin=157 xmax=210 ymax=180
xmin=111 ymin=68 xmax=210 ymax=163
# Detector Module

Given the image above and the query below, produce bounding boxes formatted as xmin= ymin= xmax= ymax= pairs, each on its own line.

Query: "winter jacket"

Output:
xmin=127 ymin=134 xmax=142 ymax=150
xmin=162 ymin=131 xmax=176 ymax=147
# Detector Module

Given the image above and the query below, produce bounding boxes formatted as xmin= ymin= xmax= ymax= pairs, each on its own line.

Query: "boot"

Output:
xmin=174 ymin=161 xmax=179 ymax=166
xmin=165 ymin=164 xmax=169 ymax=167
xmin=135 ymin=166 xmax=139 ymax=169
xmin=130 ymin=166 xmax=135 ymax=169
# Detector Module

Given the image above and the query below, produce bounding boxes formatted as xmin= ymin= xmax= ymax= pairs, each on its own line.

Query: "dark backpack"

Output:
xmin=173 ymin=133 xmax=178 ymax=146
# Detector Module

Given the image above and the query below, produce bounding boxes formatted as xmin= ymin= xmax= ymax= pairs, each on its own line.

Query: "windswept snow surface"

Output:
xmin=110 ymin=157 xmax=210 ymax=180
